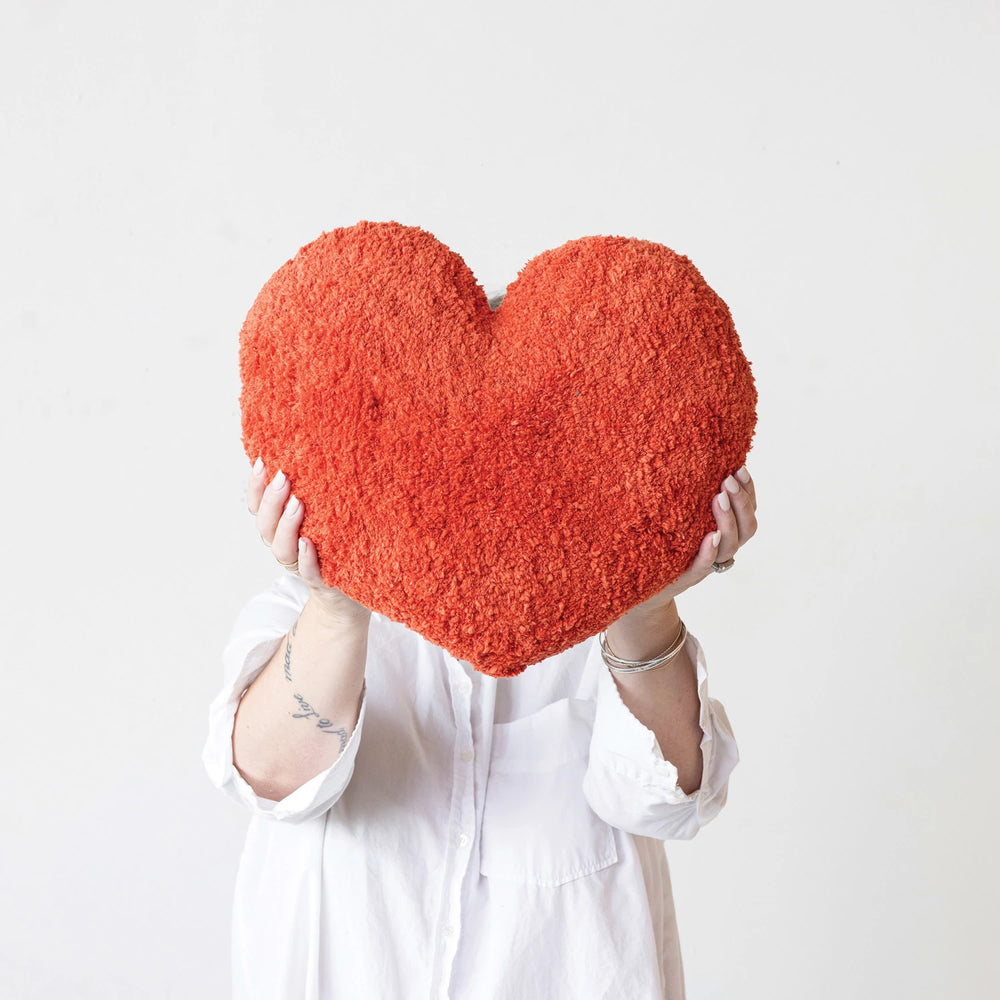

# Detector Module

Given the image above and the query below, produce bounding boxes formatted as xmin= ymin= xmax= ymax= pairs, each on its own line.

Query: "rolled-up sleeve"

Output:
xmin=202 ymin=573 xmax=367 ymax=823
xmin=582 ymin=633 xmax=738 ymax=841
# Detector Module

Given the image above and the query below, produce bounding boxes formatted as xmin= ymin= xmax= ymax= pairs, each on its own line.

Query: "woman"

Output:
xmin=205 ymin=455 xmax=757 ymax=1000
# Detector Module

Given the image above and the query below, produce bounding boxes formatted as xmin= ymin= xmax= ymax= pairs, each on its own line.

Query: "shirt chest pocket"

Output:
xmin=479 ymin=696 xmax=618 ymax=888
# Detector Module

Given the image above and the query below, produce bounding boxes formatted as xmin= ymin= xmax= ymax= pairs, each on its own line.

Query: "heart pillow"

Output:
xmin=240 ymin=221 xmax=756 ymax=676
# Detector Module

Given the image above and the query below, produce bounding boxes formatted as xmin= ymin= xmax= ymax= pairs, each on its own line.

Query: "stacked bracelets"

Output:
xmin=599 ymin=620 xmax=689 ymax=674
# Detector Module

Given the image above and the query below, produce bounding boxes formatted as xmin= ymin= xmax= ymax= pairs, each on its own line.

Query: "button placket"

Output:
xmin=434 ymin=657 xmax=477 ymax=999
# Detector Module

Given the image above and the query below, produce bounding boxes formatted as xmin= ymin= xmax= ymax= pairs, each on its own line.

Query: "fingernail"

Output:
xmin=724 ymin=475 xmax=740 ymax=495
xmin=718 ymin=491 xmax=731 ymax=512
xmin=299 ymin=537 xmax=308 ymax=554
xmin=286 ymin=494 xmax=300 ymax=515
xmin=252 ymin=456 xmax=264 ymax=475
xmin=712 ymin=530 xmax=722 ymax=548
xmin=272 ymin=470 xmax=286 ymax=490
xmin=736 ymin=465 xmax=750 ymax=484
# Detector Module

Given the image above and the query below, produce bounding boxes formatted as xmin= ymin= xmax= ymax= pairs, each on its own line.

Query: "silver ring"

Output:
xmin=712 ymin=557 xmax=735 ymax=573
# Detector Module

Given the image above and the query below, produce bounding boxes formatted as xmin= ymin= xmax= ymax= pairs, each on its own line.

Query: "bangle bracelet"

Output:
xmin=599 ymin=620 xmax=688 ymax=674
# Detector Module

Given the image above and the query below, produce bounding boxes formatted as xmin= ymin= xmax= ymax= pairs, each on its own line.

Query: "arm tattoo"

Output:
xmin=283 ymin=620 xmax=298 ymax=683
xmin=291 ymin=694 xmax=349 ymax=752
xmin=283 ymin=623 xmax=349 ymax=751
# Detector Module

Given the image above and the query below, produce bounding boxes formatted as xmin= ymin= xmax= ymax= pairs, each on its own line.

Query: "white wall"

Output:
xmin=2 ymin=1 xmax=996 ymax=997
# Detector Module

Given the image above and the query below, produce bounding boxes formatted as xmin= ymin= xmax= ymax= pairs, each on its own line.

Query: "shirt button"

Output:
xmin=460 ymin=750 xmax=474 ymax=763
xmin=443 ymin=924 xmax=456 ymax=938
xmin=458 ymin=833 xmax=470 ymax=848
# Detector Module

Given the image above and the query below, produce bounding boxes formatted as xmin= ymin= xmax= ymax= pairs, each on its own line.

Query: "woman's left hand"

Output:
xmin=629 ymin=465 xmax=758 ymax=618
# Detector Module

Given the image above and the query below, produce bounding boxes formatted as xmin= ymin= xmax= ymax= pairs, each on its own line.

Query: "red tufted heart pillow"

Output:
xmin=240 ymin=221 xmax=756 ymax=676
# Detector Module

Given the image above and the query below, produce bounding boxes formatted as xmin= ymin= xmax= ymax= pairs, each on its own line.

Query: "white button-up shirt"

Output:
xmin=204 ymin=574 xmax=738 ymax=1000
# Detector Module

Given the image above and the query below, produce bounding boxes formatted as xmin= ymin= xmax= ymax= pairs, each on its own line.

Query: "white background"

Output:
xmin=2 ymin=1 xmax=997 ymax=997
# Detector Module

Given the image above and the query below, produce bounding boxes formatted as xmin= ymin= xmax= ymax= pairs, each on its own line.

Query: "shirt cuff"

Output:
xmin=583 ymin=631 xmax=739 ymax=840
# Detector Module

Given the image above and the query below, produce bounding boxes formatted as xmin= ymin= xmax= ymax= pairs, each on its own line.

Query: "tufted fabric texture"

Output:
xmin=240 ymin=221 xmax=756 ymax=676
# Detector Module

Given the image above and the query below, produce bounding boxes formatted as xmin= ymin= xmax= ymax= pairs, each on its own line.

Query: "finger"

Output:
xmin=735 ymin=464 xmax=756 ymax=508
xmin=713 ymin=488 xmax=740 ymax=563
xmin=296 ymin=536 xmax=325 ymax=588
xmin=255 ymin=469 xmax=291 ymax=545
xmin=686 ymin=528 xmax=724 ymax=584
xmin=722 ymin=472 xmax=758 ymax=547
xmin=247 ymin=457 xmax=267 ymax=514
xmin=271 ymin=493 xmax=305 ymax=567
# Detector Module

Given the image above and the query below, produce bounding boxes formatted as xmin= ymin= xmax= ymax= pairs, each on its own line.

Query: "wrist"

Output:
xmin=605 ymin=598 xmax=680 ymax=662
xmin=304 ymin=592 xmax=372 ymax=635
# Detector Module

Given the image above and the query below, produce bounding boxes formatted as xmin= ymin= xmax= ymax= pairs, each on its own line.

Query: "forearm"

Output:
xmin=232 ymin=594 xmax=369 ymax=801
xmin=604 ymin=599 xmax=704 ymax=795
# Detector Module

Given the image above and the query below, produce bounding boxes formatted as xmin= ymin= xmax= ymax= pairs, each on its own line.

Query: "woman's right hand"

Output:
xmin=247 ymin=457 xmax=371 ymax=625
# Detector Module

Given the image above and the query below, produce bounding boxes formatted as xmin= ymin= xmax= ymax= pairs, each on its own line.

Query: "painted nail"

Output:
xmin=712 ymin=530 xmax=722 ymax=547
xmin=724 ymin=475 xmax=740 ymax=495
xmin=272 ymin=470 xmax=286 ymax=490
xmin=718 ymin=491 xmax=731 ymax=512
xmin=736 ymin=466 xmax=750 ymax=484
xmin=286 ymin=494 xmax=300 ymax=515
xmin=252 ymin=456 xmax=264 ymax=475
